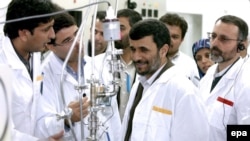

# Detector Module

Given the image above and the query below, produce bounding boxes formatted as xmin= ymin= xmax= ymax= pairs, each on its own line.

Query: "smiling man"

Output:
xmin=35 ymin=9 xmax=121 ymax=141
xmin=120 ymin=19 xmax=209 ymax=141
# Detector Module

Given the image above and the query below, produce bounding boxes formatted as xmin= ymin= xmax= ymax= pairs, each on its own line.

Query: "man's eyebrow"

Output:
xmin=74 ymin=29 xmax=79 ymax=35
xmin=61 ymin=36 xmax=71 ymax=43
xmin=43 ymin=25 xmax=53 ymax=31
xmin=61 ymin=29 xmax=78 ymax=43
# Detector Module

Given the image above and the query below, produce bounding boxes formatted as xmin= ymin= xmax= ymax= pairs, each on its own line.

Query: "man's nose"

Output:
xmin=49 ymin=28 xmax=55 ymax=39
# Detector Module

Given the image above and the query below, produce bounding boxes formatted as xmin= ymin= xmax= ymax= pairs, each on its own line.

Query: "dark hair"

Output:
xmin=117 ymin=9 xmax=142 ymax=27
xmin=159 ymin=13 xmax=188 ymax=39
xmin=4 ymin=0 xmax=56 ymax=39
xmin=48 ymin=10 xmax=77 ymax=45
xmin=53 ymin=13 xmax=76 ymax=34
xmin=129 ymin=19 xmax=170 ymax=51
xmin=90 ymin=11 xmax=106 ymax=27
xmin=215 ymin=15 xmax=248 ymax=41
xmin=96 ymin=11 xmax=106 ymax=21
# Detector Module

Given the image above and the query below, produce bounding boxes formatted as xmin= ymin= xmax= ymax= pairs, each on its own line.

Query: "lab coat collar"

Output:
xmin=136 ymin=63 xmax=178 ymax=105
xmin=47 ymin=52 xmax=89 ymax=75
xmin=209 ymin=57 xmax=244 ymax=95
xmin=45 ymin=53 xmax=91 ymax=84
xmin=170 ymin=50 xmax=180 ymax=62
xmin=47 ymin=53 xmax=77 ymax=85
xmin=2 ymin=36 xmax=27 ymax=70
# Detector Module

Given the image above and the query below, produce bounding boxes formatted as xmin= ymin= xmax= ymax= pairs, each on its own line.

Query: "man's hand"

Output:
xmin=67 ymin=97 xmax=90 ymax=123
xmin=38 ymin=130 xmax=64 ymax=141
xmin=48 ymin=130 xmax=64 ymax=141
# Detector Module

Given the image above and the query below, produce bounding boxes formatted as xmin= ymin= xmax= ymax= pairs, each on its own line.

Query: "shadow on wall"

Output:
xmin=177 ymin=13 xmax=202 ymax=58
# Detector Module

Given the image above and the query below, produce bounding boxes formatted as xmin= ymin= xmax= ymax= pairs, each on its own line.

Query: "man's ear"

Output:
xmin=160 ymin=44 xmax=169 ymax=57
xmin=18 ymin=29 xmax=30 ymax=42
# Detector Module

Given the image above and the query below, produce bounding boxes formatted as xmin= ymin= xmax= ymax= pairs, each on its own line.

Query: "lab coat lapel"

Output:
xmin=3 ymin=36 xmax=31 ymax=80
xmin=209 ymin=75 xmax=228 ymax=97
xmin=138 ymin=62 xmax=175 ymax=108
xmin=49 ymin=53 xmax=78 ymax=85
xmin=209 ymin=58 xmax=244 ymax=98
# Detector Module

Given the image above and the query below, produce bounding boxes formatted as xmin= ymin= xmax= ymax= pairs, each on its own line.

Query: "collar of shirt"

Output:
xmin=120 ymin=55 xmax=133 ymax=66
xmin=120 ymin=55 xmax=136 ymax=85
xmin=214 ymin=65 xmax=230 ymax=78
xmin=55 ymin=55 xmax=86 ymax=80
xmin=214 ymin=57 xmax=240 ymax=78
xmin=14 ymin=46 xmax=33 ymax=79
xmin=170 ymin=51 xmax=180 ymax=61
xmin=139 ymin=63 xmax=166 ymax=93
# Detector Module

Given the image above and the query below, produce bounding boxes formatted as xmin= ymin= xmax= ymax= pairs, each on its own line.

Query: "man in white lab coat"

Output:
xmin=95 ymin=9 xmax=143 ymax=122
xmin=199 ymin=15 xmax=250 ymax=141
xmin=120 ymin=19 xmax=209 ymax=141
xmin=159 ymin=13 xmax=200 ymax=87
xmin=35 ymin=10 xmax=121 ymax=141
xmin=0 ymin=0 xmax=63 ymax=140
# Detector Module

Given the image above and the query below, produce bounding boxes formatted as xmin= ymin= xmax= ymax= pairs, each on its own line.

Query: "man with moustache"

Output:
xmin=199 ymin=15 xmax=250 ymax=141
xmin=120 ymin=19 xmax=209 ymax=141
xmin=95 ymin=9 xmax=142 ymax=122
xmin=114 ymin=9 xmax=142 ymax=121
xmin=35 ymin=10 xmax=121 ymax=141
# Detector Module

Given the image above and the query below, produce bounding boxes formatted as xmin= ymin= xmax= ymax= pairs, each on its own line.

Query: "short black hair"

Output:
xmin=159 ymin=13 xmax=188 ymax=39
xmin=48 ymin=10 xmax=77 ymax=45
xmin=215 ymin=15 xmax=248 ymax=41
xmin=117 ymin=9 xmax=142 ymax=27
xmin=130 ymin=19 xmax=170 ymax=51
xmin=90 ymin=11 xmax=106 ymax=27
xmin=4 ymin=0 xmax=56 ymax=39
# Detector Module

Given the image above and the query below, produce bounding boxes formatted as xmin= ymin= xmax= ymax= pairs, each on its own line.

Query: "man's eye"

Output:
xmin=211 ymin=34 xmax=216 ymax=39
xmin=64 ymin=38 xmax=73 ymax=44
xmin=220 ymin=37 xmax=228 ymax=41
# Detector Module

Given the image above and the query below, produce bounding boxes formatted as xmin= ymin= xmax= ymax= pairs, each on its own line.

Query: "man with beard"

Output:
xmin=199 ymin=15 xmax=250 ymax=141
xmin=94 ymin=9 xmax=142 ymax=122
xmin=113 ymin=9 xmax=142 ymax=121
xmin=120 ymin=19 xmax=209 ymax=141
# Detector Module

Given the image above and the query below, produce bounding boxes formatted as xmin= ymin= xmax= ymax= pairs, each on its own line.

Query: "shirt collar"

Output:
xmin=55 ymin=55 xmax=86 ymax=80
xmin=139 ymin=63 xmax=166 ymax=88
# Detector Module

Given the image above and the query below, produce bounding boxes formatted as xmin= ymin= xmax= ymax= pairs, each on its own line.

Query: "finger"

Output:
xmin=82 ymin=97 xmax=88 ymax=103
xmin=68 ymin=101 xmax=79 ymax=108
xmin=82 ymin=108 xmax=89 ymax=118
xmin=83 ymin=100 xmax=90 ymax=108
xmin=49 ymin=130 xmax=64 ymax=140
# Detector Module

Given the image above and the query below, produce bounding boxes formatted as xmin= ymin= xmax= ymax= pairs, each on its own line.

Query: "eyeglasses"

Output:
xmin=207 ymin=32 xmax=241 ymax=44
xmin=54 ymin=36 xmax=76 ymax=47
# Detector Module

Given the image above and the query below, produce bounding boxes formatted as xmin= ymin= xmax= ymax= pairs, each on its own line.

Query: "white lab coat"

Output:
xmin=199 ymin=57 xmax=250 ymax=141
xmin=0 ymin=36 xmax=40 ymax=140
xmin=171 ymin=51 xmax=200 ymax=86
xmin=120 ymin=65 xmax=209 ymax=141
xmin=35 ymin=52 xmax=121 ymax=141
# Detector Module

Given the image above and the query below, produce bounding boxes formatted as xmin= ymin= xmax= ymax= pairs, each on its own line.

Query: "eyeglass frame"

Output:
xmin=207 ymin=32 xmax=242 ymax=44
xmin=53 ymin=35 xmax=76 ymax=47
xmin=53 ymin=28 xmax=79 ymax=47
